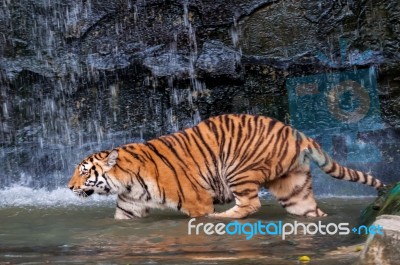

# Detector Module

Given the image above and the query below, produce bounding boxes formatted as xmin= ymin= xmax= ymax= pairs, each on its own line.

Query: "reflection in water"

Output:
xmin=0 ymin=198 xmax=371 ymax=264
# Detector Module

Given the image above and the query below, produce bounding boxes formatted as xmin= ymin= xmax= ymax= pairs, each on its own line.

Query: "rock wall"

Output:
xmin=0 ymin=0 xmax=399 ymax=190
xmin=358 ymin=215 xmax=400 ymax=265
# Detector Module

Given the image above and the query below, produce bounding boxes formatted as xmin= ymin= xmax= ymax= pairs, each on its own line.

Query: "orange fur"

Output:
xmin=68 ymin=114 xmax=383 ymax=219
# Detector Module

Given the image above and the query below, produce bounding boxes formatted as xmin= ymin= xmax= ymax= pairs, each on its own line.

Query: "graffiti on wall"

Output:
xmin=286 ymin=39 xmax=383 ymax=163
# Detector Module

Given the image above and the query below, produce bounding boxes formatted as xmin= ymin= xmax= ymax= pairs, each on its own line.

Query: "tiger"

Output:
xmin=68 ymin=114 xmax=384 ymax=219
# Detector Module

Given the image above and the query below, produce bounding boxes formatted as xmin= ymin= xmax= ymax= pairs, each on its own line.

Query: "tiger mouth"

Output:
xmin=84 ymin=190 xmax=94 ymax=197
xmin=73 ymin=189 xmax=94 ymax=198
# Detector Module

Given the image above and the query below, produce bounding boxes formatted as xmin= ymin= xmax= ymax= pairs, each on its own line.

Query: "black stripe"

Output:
xmin=193 ymin=126 xmax=218 ymax=167
xmin=241 ymin=114 xmax=246 ymax=125
xmin=117 ymin=205 xmax=134 ymax=218
xmin=115 ymin=163 xmax=133 ymax=176
xmin=275 ymin=162 xmax=284 ymax=176
xmin=157 ymin=137 xmax=201 ymax=192
xmin=281 ymin=200 xmax=297 ymax=208
xmin=177 ymin=195 xmax=182 ymax=211
xmin=103 ymin=173 xmax=118 ymax=189
xmin=350 ymin=170 xmax=359 ymax=182
xmin=118 ymin=194 xmax=130 ymax=203
xmin=277 ymin=127 xmax=290 ymax=158
xmin=227 ymin=174 xmax=252 ymax=184
xmin=225 ymin=121 xmax=268 ymax=178
xmin=267 ymin=119 xmax=277 ymax=133
xmin=362 ymin=173 xmax=369 ymax=184
xmin=135 ymin=173 xmax=151 ymax=201
xmin=319 ymin=151 xmax=330 ymax=168
xmin=188 ymin=130 xmax=218 ymax=191
xmin=279 ymin=174 xmax=311 ymax=202
xmin=325 ymin=162 xmax=337 ymax=175
xmin=146 ymin=142 xmax=185 ymax=200
xmin=175 ymin=132 xmax=212 ymax=189
xmin=170 ymin=134 xmax=189 ymax=153
xmin=338 ymin=165 xmax=345 ymax=179
xmin=372 ymin=178 xmax=377 ymax=187
xmin=248 ymin=193 xmax=259 ymax=200
xmin=219 ymin=122 xmax=227 ymax=164
xmin=141 ymin=150 xmax=162 ymax=198
xmin=271 ymin=125 xmax=286 ymax=161
xmin=229 ymin=179 xmax=261 ymax=187
xmin=206 ymin=119 xmax=220 ymax=141
xmin=233 ymin=188 xmax=257 ymax=197
xmin=278 ymin=140 xmax=289 ymax=162
xmin=123 ymin=147 xmax=145 ymax=163
xmin=161 ymin=188 xmax=166 ymax=204
xmin=227 ymin=160 xmax=266 ymax=181
xmin=302 ymin=186 xmax=312 ymax=200
xmin=246 ymin=117 xmax=252 ymax=140
xmin=288 ymin=131 xmax=302 ymax=169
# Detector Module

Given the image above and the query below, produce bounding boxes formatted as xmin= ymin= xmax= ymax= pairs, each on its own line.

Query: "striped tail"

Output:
xmin=305 ymin=143 xmax=384 ymax=189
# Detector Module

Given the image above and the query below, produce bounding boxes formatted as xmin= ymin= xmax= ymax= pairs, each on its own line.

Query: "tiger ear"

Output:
xmin=106 ymin=150 xmax=118 ymax=167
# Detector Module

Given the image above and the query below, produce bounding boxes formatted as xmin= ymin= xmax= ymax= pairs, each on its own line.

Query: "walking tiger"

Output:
xmin=68 ymin=114 xmax=384 ymax=219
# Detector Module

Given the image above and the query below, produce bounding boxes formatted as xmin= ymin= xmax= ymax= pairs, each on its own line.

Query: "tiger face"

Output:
xmin=68 ymin=150 xmax=119 ymax=198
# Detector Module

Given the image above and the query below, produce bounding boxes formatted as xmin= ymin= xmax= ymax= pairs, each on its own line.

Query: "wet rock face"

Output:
xmin=0 ymin=0 xmax=400 ymax=189
xmin=196 ymin=41 xmax=242 ymax=79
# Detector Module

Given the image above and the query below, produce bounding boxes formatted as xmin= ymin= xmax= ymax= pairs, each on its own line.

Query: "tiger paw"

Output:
xmin=207 ymin=211 xmax=248 ymax=219
xmin=207 ymin=212 xmax=227 ymax=219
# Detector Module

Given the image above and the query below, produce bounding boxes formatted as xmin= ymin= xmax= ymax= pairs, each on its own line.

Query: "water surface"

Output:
xmin=0 ymin=191 xmax=372 ymax=265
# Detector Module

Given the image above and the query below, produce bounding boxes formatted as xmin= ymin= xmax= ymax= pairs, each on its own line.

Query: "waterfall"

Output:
xmin=0 ymin=0 xmax=399 ymax=204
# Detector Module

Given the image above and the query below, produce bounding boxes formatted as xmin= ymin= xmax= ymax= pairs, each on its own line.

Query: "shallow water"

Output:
xmin=0 ymin=193 xmax=373 ymax=265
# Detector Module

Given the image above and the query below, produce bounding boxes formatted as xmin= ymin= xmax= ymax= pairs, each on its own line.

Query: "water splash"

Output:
xmin=0 ymin=185 xmax=373 ymax=209
xmin=0 ymin=186 xmax=116 ymax=208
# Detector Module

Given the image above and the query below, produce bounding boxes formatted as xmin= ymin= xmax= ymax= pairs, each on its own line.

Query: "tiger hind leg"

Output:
xmin=267 ymin=168 xmax=327 ymax=217
xmin=209 ymin=183 xmax=261 ymax=219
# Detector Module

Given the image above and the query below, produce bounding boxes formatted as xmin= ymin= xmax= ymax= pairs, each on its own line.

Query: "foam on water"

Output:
xmin=0 ymin=186 xmax=374 ymax=208
xmin=0 ymin=186 xmax=116 ymax=208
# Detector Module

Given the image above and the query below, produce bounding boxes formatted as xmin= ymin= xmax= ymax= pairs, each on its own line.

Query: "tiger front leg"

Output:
xmin=114 ymin=195 xmax=149 ymax=220
xmin=209 ymin=185 xmax=261 ymax=219
xmin=183 ymin=193 xmax=215 ymax=217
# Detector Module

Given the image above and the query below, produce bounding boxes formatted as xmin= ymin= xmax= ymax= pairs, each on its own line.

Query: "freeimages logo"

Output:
xmin=188 ymin=218 xmax=383 ymax=240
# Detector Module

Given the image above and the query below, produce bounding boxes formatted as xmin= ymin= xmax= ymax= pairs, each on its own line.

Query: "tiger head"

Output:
xmin=68 ymin=150 xmax=120 ymax=198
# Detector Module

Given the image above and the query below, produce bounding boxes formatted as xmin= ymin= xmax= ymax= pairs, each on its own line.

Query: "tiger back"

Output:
xmin=68 ymin=114 xmax=384 ymax=219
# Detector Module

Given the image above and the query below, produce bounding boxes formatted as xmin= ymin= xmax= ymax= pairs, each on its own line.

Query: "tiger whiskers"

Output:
xmin=72 ymin=189 xmax=87 ymax=198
